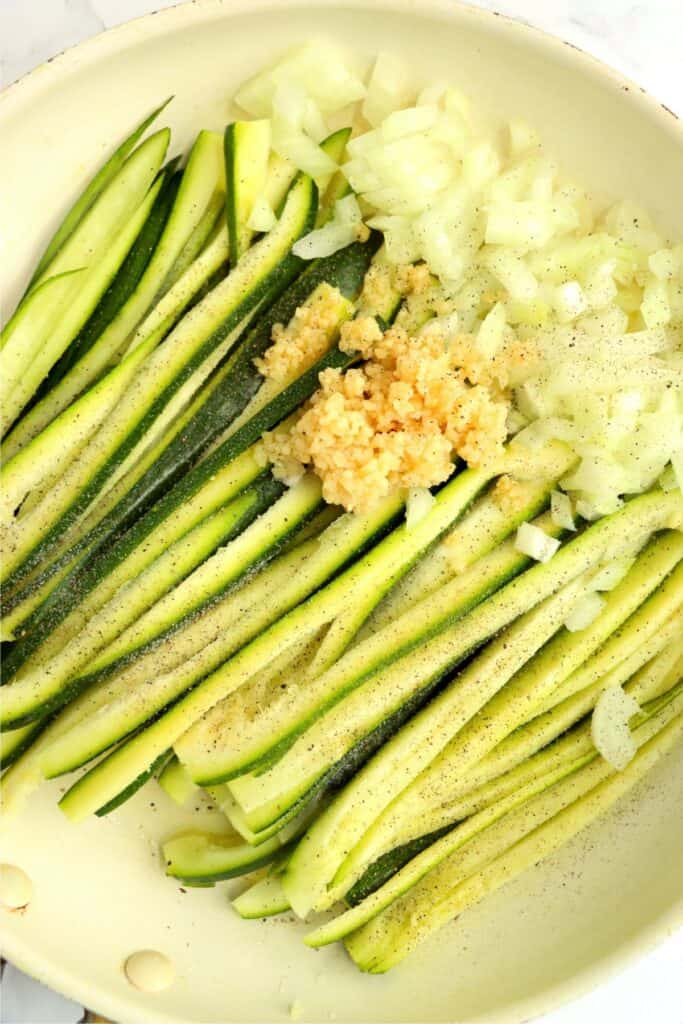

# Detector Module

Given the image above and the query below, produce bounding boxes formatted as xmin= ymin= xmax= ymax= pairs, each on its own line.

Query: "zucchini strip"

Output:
xmin=2 ymin=445 xmax=265 ymax=683
xmin=344 ymin=703 xmax=683 ymax=971
xmin=57 ymin=491 xmax=679 ymax=823
xmin=178 ymin=504 xmax=565 ymax=785
xmin=5 ymin=479 xmax=287 ymax=733
xmin=29 ymin=164 xmax=182 ymax=410
xmin=158 ymin=756 xmax=199 ymax=807
xmin=225 ymin=120 xmax=272 ymax=262
xmin=40 ymin=497 xmax=402 ymax=778
xmin=233 ymin=875 xmax=290 ymax=919
xmin=327 ymin=549 xmax=683 ymax=897
xmin=162 ymin=829 xmax=287 ymax=884
xmin=424 ymin=645 xmax=683 ymax=831
xmin=0 ymin=228 xmax=232 ymax=624
xmin=34 ymin=478 xmax=322 ymax=754
xmin=309 ymin=687 xmax=683 ymax=949
xmin=24 ymin=99 xmax=171 ymax=289
xmin=1 ymin=235 xmax=374 ymax=648
xmin=0 ymin=131 xmax=171 ymax=435
xmin=0 ymin=174 xmax=316 ymax=591
xmin=232 ymin=572 xmax=592 ymax=837
xmin=277 ymin=492 xmax=681 ymax=915
xmin=7 ymin=132 xmax=225 ymax=450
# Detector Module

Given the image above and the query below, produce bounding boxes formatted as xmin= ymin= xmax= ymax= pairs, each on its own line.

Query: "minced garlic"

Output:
xmin=254 ymin=283 xmax=349 ymax=383
xmin=264 ymin=321 xmax=510 ymax=511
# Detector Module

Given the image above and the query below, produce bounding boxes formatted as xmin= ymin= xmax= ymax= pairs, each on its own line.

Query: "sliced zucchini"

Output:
xmin=232 ymin=875 xmax=290 ymax=918
xmin=162 ymin=829 xmax=287 ymax=884
xmin=32 ymin=477 xmax=319 ymax=748
xmin=158 ymin=756 xmax=198 ymax=807
xmin=2 ymin=233 xmax=374 ymax=658
xmin=278 ymin=491 xmax=681 ymax=916
xmin=0 ymin=173 xmax=317 ymax=593
xmin=325 ymin=545 xmax=683 ymax=899
xmin=0 ymin=130 xmax=171 ymax=436
xmin=225 ymin=119 xmax=272 ymax=261
xmin=60 ymin=490 xmax=679 ymax=825
xmin=344 ymin=703 xmax=683 ymax=971
xmin=30 ymin=165 xmax=181 ymax=409
xmin=177 ymin=506 xmax=564 ymax=785
xmin=176 ymin=462 xmax=497 ymax=785
xmin=95 ymin=748 xmax=173 ymax=817
xmin=231 ymin=571 xmax=590 ymax=838
xmin=310 ymin=687 xmax=683 ymax=949
xmin=0 ymin=720 xmax=46 ymax=770
xmin=53 ymin=496 xmax=406 ymax=821
xmin=24 ymin=98 xmax=171 ymax=289
xmin=2 ymin=444 xmax=265 ymax=682
xmin=317 ymin=127 xmax=352 ymax=225
xmin=5 ymin=130 xmax=225 ymax=455
xmin=0 ymin=226 xmax=231 ymax=607
xmin=163 ymin=189 xmax=225 ymax=290
xmin=3 ymin=479 xmax=286 ymax=731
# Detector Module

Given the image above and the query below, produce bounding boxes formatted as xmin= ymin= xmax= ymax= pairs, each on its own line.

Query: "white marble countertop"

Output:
xmin=0 ymin=2 xmax=681 ymax=1023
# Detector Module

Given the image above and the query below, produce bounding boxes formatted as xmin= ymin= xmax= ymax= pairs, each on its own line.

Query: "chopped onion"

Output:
xmin=235 ymin=42 xmax=366 ymax=117
xmin=363 ymin=52 xmax=415 ymax=128
xmin=550 ymin=489 xmax=575 ymax=531
xmin=292 ymin=195 xmax=363 ymax=259
xmin=247 ymin=196 xmax=277 ymax=233
xmin=649 ymin=248 xmax=679 ymax=280
xmin=589 ymin=557 xmax=636 ymax=592
xmin=591 ymin=685 xmax=640 ymax=770
xmin=564 ymin=592 xmax=605 ymax=632
xmin=508 ymin=118 xmax=541 ymax=158
xmin=406 ymin=487 xmax=435 ymax=529
xmin=476 ymin=301 xmax=506 ymax=357
xmin=551 ymin=281 xmax=587 ymax=323
xmin=515 ymin=522 xmax=561 ymax=563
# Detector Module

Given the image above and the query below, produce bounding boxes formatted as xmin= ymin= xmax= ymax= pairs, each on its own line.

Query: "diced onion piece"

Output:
xmin=476 ymin=301 xmax=506 ymax=357
xmin=649 ymin=248 xmax=678 ymax=280
xmin=292 ymin=195 xmax=363 ymax=259
xmin=564 ymin=592 xmax=605 ymax=632
xmin=589 ymin=557 xmax=636 ymax=592
xmin=485 ymin=249 xmax=538 ymax=301
xmin=272 ymin=127 xmax=337 ymax=182
xmin=641 ymin=275 xmax=671 ymax=328
xmin=591 ymin=685 xmax=640 ymax=770
xmin=247 ymin=196 xmax=277 ymax=233
xmin=406 ymin=487 xmax=434 ymax=529
xmin=235 ymin=42 xmax=366 ymax=117
xmin=363 ymin=53 xmax=415 ymax=128
xmin=550 ymin=489 xmax=575 ymax=531
xmin=485 ymin=201 xmax=556 ymax=250
xmin=508 ymin=118 xmax=541 ymax=158
xmin=551 ymin=281 xmax=587 ymax=323
xmin=514 ymin=521 xmax=561 ymax=563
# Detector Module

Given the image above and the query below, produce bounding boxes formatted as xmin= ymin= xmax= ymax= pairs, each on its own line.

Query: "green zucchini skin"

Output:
xmin=237 ymin=540 xmax=529 ymax=781
xmin=68 ymin=478 xmax=323 ymax=700
xmin=95 ymin=748 xmax=173 ymax=817
xmin=1 ymin=474 xmax=286 ymax=726
xmin=31 ymin=167 xmax=182 ymax=407
xmin=0 ymin=718 xmax=49 ymax=770
xmin=1 ymin=175 xmax=317 ymax=600
xmin=3 ymin=237 xmax=378 ymax=678
xmin=162 ymin=831 xmax=291 ymax=884
xmin=344 ymin=825 xmax=454 ymax=906
xmin=25 ymin=98 xmax=172 ymax=292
